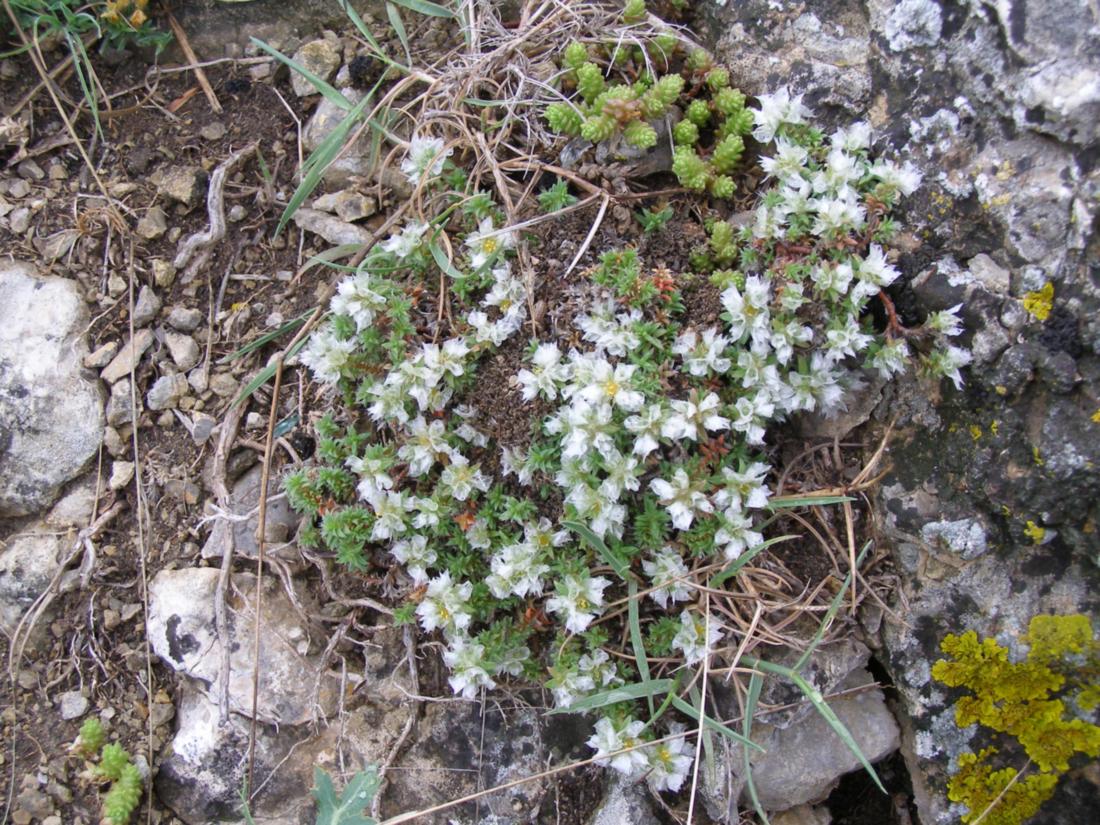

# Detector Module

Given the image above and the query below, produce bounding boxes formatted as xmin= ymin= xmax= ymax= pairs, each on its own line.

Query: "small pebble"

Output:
xmin=58 ymin=690 xmax=89 ymax=720
xmin=109 ymin=460 xmax=135 ymax=490
xmin=200 ymin=121 xmax=227 ymax=141
xmin=84 ymin=341 xmax=120 ymax=369
xmin=102 ymin=609 xmax=121 ymax=631
xmin=132 ymin=284 xmax=162 ymax=327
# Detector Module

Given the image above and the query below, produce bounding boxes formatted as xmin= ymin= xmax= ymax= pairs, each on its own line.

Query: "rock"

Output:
xmin=208 ymin=372 xmax=239 ymax=398
xmin=84 ymin=340 xmax=119 ymax=369
xmin=8 ymin=207 xmax=30 ymax=233
xmin=704 ymin=640 xmax=899 ymax=817
xmin=108 ymin=460 xmax=135 ymax=490
xmin=147 ymin=374 xmax=188 ymax=411
xmin=199 ymin=121 xmax=226 ymax=141
xmin=151 ymin=165 xmax=207 ymax=207
xmin=291 ymin=38 xmax=341 ymax=97
xmin=302 ymin=89 xmax=375 ymax=185
xmin=147 ymin=568 xmax=338 ymax=725
xmin=155 ymin=686 xmax=304 ymax=825
xmin=8 ymin=178 xmax=30 ymax=198
xmin=292 ymin=207 xmax=373 ymax=247
xmin=136 ymin=205 xmax=168 ymax=240
xmin=100 ymin=327 xmax=155 ymax=383
xmin=773 ymin=805 xmax=832 ymax=825
xmin=166 ymin=306 xmax=204 ymax=332
xmin=58 ymin=690 xmax=88 ymax=720
xmin=202 ymin=465 xmax=299 ymax=561
xmin=190 ymin=412 xmax=216 ymax=444
xmin=106 ymin=378 xmax=140 ymax=427
xmin=17 ymin=158 xmax=44 ymax=180
xmin=381 ymin=701 xmax=556 ymax=823
xmin=0 ymin=530 xmax=63 ymax=634
xmin=102 ymin=425 xmax=127 ymax=457
xmin=132 ymin=284 xmax=162 ymax=327
xmin=0 ymin=261 xmax=104 ymax=517
xmin=313 ymin=189 xmax=376 ymax=222
xmin=152 ymin=259 xmax=176 ymax=288
xmin=165 ymin=331 xmax=201 ymax=371
xmin=588 ymin=776 xmax=660 ymax=825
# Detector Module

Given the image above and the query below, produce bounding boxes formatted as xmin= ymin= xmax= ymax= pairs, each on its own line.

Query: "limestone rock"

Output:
xmin=151 ymin=165 xmax=207 ymax=208
xmin=165 ymin=332 xmax=201 ymax=371
xmin=166 ymin=306 xmax=204 ymax=332
xmin=201 ymin=464 xmax=300 ymax=562
xmin=313 ymin=189 xmax=377 ymax=222
xmin=588 ymin=776 xmax=660 ymax=825
xmin=147 ymin=567 xmax=337 ymax=725
xmin=0 ymin=261 xmax=103 ymax=517
xmin=132 ymin=284 xmax=161 ymax=327
xmin=100 ymin=328 xmax=155 ymax=383
xmin=147 ymin=374 xmax=189 ymax=411
xmin=292 ymin=207 xmax=373 ymax=247
xmin=290 ymin=38 xmax=341 ymax=97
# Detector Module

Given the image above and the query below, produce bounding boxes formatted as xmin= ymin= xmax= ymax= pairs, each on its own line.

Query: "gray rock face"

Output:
xmin=201 ymin=464 xmax=300 ymax=561
xmin=698 ymin=1 xmax=1100 ymax=822
xmin=170 ymin=0 xmax=384 ymax=60
xmin=292 ymin=207 xmax=374 ymax=247
xmin=147 ymin=568 xmax=337 ymax=726
xmin=703 ymin=641 xmax=899 ymax=819
xmin=588 ymin=777 xmax=660 ymax=825
xmin=0 ymin=261 xmax=103 ymax=517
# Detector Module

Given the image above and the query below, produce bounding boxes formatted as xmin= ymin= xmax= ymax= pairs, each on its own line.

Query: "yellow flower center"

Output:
xmin=576 ymin=597 xmax=590 ymax=611
xmin=482 ymin=238 xmax=499 ymax=255
xmin=604 ymin=380 xmax=620 ymax=397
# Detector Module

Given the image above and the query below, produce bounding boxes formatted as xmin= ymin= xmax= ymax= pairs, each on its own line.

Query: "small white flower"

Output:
xmin=870 ymin=159 xmax=922 ymax=196
xmin=721 ymin=276 xmax=771 ymax=343
xmin=759 ymin=138 xmax=810 ymax=182
xmin=672 ymin=610 xmax=724 ymax=666
xmin=598 ymin=449 xmax=642 ymax=501
xmin=546 ymin=572 xmax=611 ymax=634
xmin=587 ymin=716 xmax=649 ymax=776
xmin=642 ymin=547 xmax=692 ymax=609
xmin=578 ymin=360 xmax=645 ymax=411
xmin=624 ymin=403 xmax=668 ymax=457
xmin=346 ymin=453 xmax=393 ymax=501
xmin=713 ymin=463 xmax=771 ymax=514
xmin=559 ymin=401 xmax=617 ymax=462
xmin=501 ymin=446 xmax=535 ymax=486
xmin=650 ymin=469 xmax=713 ymax=531
xmin=825 ymin=314 xmax=873 ymax=362
xmin=443 ymin=636 xmax=495 ymax=698
xmin=646 ymin=725 xmax=694 ymax=793
xmin=486 ymin=540 xmax=550 ymax=599
xmin=715 ymin=511 xmax=764 ymax=561
xmin=401 ymin=135 xmax=452 ymax=184
xmin=830 ymin=122 xmax=872 ymax=153
xmin=380 ymin=220 xmax=429 ymax=258
xmin=517 ymin=342 xmax=572 ymax=401
xmin=330 ymin=273 xmax=386 ymax=332
xmin=300 ymin=326 xmax=356 ymax=384
xmin=729 ymin=391 xmax=775 ymax=446
xmin=927 ymin=303 xmax=965 ymax=337
xmin=438 ymin=455 xmax=490 ymax=501
xmin=416 ymin=571 xmax=473 ymax=635
xmin=411 ymin=495 xmax=443 ymax=530
xmin=751 ymin=86 xmax=812 ymax=144
xmin=662 ymin=393 xmax=730 ymax=442
xmin=925 ymin=345 xmax=972 ymax=390
xmin=399 ymin=416 xmax=452 ymax=477
xmin=867 ymin=338 xmax=911 ymax=378
xmin=465 ymin=217 xmax=516 ymax=270
xmin=367 ymin=490 xmax=413 ymax=541
xmin=577 ymin=303 xmax=641 ymax=356
xmin=390 ymin=535 xmax=436 ymax=584
xmin=672 ymin=327 xmax=732 ymax=376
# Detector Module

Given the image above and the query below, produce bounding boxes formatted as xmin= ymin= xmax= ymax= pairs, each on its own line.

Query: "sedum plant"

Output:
xmin=284 ymin=71 xmax=972 ymax=797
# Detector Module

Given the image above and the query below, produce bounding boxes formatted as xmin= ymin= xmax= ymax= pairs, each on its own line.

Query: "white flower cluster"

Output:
xmin=587 ymin=717 xmax=694 ymax=793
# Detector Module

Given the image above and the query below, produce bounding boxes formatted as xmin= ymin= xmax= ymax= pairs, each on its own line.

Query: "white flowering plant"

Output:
xmin=279 ymin=4 xmax=969 ymax=808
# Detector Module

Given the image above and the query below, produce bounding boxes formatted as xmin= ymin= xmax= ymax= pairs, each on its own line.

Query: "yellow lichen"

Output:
xmin=1022 ymin=282 xmax=1054 ymax=321
xmin=933 ymin=615 xmax=1100 ymax=824
xmin=970 ymin=424 xmax=983 ymax=441
xmin=1023 ymin=521 xmax=1045 ymax=545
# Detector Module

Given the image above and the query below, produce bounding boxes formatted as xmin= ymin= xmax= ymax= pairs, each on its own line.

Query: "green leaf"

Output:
xmin=709 ymin=534 xmax=797 ymax=588
xmin=341 ymin=3 xmax=410 ymax=72
xmin=385 ymin=3 xmax=411 ymax=65
xmin=546 ymin=678 xmax=675 ymax=715
xmin=232 ymin=336 xmax=309 ymax=407
xmin=767 ymin=494 xmax=855 ymax=510
xmin=250 ymin=38 xmax=351 ymax=111
xmin=627 ymin=580 xmax=654 ymax=716
xmin=563 ymin=520 xmax=630 ymax=580
xmin=742 ymin=671 xmax=771 ymax=825
xmin=313 ymin=766 xmax=381 ymax=825
xmin=427 ymin=238 xmax=466 ymax=281
xmin=387 ymin=0 xmax=456 ymax=18
xmin=670 ymin=695 xmax=764 ymax=752
xmin=224 ymin=311 xmax=311 ymax=363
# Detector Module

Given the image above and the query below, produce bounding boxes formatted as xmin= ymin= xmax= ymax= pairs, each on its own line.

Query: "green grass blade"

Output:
xmin=426 ymin=238 xmax=467 ymax=281
xmin=232 ymin=336 xmax=310 ymax=407
xmin=767 ymin=494 xmax=854 ymax=510
xmin=741 ymin=670 xmax=771 ymax=825
xmin=709 ymin=534 xmax=797 ymax=588
xmin=342 ymin=2 xmax=411 ymax=72
xmin=224 ymin=310 xmax=312 ymax=363
xmin=792 ymin=540 xmax=873 ymax=672
xmin=546 ymin=678 xmax=674 ymax=715
xmin=385 ymin=3 xmax=412 ymax=66
xmin=627 ymin=580 xmax=654 ymax=716
xmin=562 ymin=520 xmax=630 ymax=580
xmin=387 ymin=0 xmax=455 ymax=18
xmin=277 ymin=91 xmax=376 ymax=233
xmin=670 ymin=695 xmax=764 ymax=752
xmin=251 ymin=38 xmax=351 ymax=110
